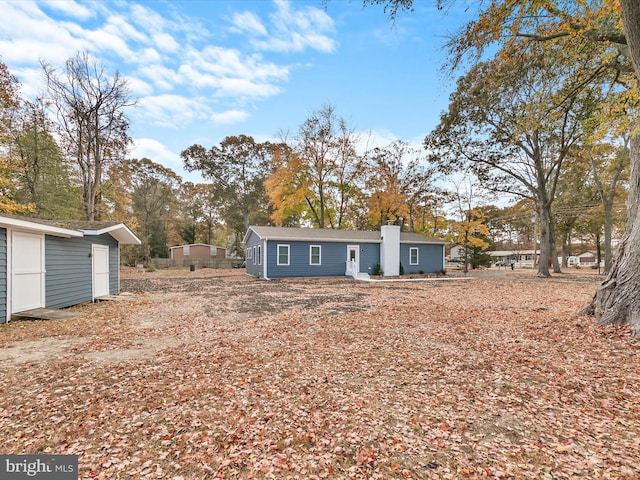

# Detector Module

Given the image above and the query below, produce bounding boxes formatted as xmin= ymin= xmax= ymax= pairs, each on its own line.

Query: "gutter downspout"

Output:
xmin=263 ymin=238 xmax=270 ymax=280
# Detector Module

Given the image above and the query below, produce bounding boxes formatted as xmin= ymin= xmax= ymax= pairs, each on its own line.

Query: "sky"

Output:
xmin=0 ymin=0 xmax=478 ymax=183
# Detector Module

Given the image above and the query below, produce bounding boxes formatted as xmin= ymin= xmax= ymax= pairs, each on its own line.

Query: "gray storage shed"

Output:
xmin=0 ymin=215 xmax=140 ymax=323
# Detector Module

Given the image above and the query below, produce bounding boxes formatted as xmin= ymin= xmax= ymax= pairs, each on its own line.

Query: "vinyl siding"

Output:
xmin=400 ymin=243 xmax=444 ymax=274
xmin=45 ymin=234 xmax=119 ymax=309
xmin=244 ymin=231 xmax=263 ymax=278
xmin=0 ymin=228 xmax=6 ymax=323
xmin=266 ymin=241 xmax=380 ymax=278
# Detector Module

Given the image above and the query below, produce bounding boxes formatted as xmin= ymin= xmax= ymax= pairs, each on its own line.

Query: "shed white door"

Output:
xmin=11 ymin=231 xmax=45 ymax=313
xmin=92 ymin=244 xmax=110 ymax=299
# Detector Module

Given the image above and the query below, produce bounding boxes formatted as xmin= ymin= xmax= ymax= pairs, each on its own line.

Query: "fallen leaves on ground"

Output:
xmin=1 ymin=268 xmax=639 ymax=479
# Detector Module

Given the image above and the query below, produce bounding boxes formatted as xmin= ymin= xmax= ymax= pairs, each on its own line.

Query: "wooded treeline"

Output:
xmin=370 ymin=0 xmax=640 ymax=332
xmin=0 ymin=1 xmax=634 ymax=285
xmin=0 ymin=51 xmax=629 ymax=269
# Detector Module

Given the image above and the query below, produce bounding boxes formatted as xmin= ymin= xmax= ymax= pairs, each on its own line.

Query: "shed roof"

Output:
xmin=244 ymin=226 xmax=445 ymax=245
xmin=0 ymin=215 xmax=140 ymax=244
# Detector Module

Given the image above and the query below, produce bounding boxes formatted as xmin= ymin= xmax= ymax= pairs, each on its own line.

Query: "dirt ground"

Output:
xmin=0 ymin=267 xmax=639 ymax=479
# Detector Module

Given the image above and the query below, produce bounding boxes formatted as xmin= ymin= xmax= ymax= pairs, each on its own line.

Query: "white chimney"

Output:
xmin=380 ymin=224 xmax=400 ymax=276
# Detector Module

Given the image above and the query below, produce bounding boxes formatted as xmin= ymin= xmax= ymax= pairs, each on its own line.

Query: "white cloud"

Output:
xmin=255 ymin=0 xmax=336 ymax=53
xmin=229 ymin=0 xmax=336 ymax=53
xmin=137 ymin=94 xmax=212 ymax=128
xmin=130 ymin=137 xmax=181 ymax=167
xmin=356 ymin=129 xmax=400 ymax=153
xmin=130 ymin=138 xmax=208 ymax=183
xmin=152 ymin=33 xmax=180 ymax=53
xmin=125 ymin=75 xmax=154 ymax=96
xmin=210 ymin=109 xmax=250 ymax=124
xmin=41 ymin=0 xmax=94 ymax=21
xmin=136 ymin=64 xmax=182 ymax=91
xmin=231 ymin=11 xmax=268 ymax=36
xmin=129 ymin=4 xmax=172 ymax=35
xmin=216 ymin=78 xmax=281 ymax=99
xmin=66 ymin=20 xmax=136 ymax=60
xmin=0 ymin=3 xmax=85 ymax=65
xmin=176 ymin=46 xmax=288 ymax=99
xmin=189 ymin=46 xmax=288 ymax=81
xmin=9 ymin=66 xmax=43 ymax=99
xmin=0 ymin=0 xmax=336 ymax=144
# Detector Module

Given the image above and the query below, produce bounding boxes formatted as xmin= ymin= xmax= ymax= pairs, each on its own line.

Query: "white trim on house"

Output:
xmin=346 ymin=245 xmax=360 ymax=277
xmin=262 ymin=239 xmax=269 ymax=279
xmin=9 ymin=230 xmax=46 ymax=314
xmin=277 ymin=244 xmax=290 ymax=266
xmin=81 ymin=224 xmax=140 ymax=244
xmin=410 ymin=247 xmax=419 ymax=265
xmin=309 ymin=245 xmax=321 ymax=265
xmin=0 ymin=215 xmax=141 ymax=245
xmin=92 ymin=244 xmax=110 ymax=300
xmin=1 ymin=216 xmax=82 ymax=238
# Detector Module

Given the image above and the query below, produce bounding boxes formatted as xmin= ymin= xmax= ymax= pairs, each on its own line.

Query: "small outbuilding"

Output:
xmin=243 ymin=224 xmax=445 ymax=280
xmin=169 ymin=244 xmax=227 ymax=260
xmin=0 ymin=215 xmax=140 ymax=323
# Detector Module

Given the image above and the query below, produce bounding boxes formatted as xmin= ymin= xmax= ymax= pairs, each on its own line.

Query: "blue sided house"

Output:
xmin=0 ymin=214 xmax=141 ymax=323
xmin=243 ymin=224 xmax=445 ymax=280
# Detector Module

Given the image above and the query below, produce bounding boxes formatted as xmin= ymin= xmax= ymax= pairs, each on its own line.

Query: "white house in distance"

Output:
xmin=449 ymin=246 xmax=538 ymax=268
xmin=450 ymin=246 xmax=602 ymax=268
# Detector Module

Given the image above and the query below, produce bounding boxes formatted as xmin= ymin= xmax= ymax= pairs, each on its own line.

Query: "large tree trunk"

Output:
xmin=549 ymin=217 xmax=561 ymax=273
xmin=585 ymin=0 xmax=640 ymax=335
xmin=585 ymin=135 xmax=640 ymax=335
xmin=536 ymin=202 xmax=552 ymax=277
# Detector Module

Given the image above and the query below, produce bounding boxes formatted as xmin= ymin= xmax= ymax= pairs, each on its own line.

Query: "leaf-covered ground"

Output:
xmin=1 ymin=268 xmax=639 ymax=479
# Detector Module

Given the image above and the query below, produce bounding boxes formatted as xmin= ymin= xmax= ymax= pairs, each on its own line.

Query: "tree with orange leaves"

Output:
xmin=368 ymin=0 xmax=640 ymax=334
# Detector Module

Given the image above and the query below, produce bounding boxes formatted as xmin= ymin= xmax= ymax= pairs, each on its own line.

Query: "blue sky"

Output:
xmin=0 ymin=0 xmax=476 ymax=182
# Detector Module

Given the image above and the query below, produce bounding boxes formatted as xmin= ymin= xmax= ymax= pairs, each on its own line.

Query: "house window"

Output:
xmin=277 ymin=244 xmax=290 ymax=266
xmin=247 ymin=248 xmax=252 ymax=259
xmin=210 ymin=246 xmax=216 ymax=256
xmin=253 ymin=246 xmax=257 ymax=265
xmin=310 ymin=245 xmax=321 ymax=265
xmin=257 ymin=245 xmax=262 ymax=265
xmin=183 ymin=245 xmax=190 ymax=256
xmin=410 ymin=247 xmax=419 ymax=265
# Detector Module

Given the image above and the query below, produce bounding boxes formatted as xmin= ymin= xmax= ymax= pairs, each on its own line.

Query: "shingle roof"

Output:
xmin=0 ymin=214 xmax=119 ymax=231
xmin=246 ymin=226 xmax=445 ymax=244
xmin=399 ymin=231 xmax=447 ymax=244
xmin=0 ymin=214 xmax=140 ymax=244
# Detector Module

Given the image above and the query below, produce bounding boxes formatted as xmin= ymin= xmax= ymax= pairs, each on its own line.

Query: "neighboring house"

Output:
xmin=243 ymin=224 xmax=445 ymax=280
xmin=169 ymin=244 xmax=226 ymax=260
xmin=489 ymin=250 xmax=538 ymax=268
xmin=449 ymin=245 xmax=466 ymax=262
xmin=0 ymin=215 xmax=140 ymax=323
xmin=577 ymin=251 xmax=598 ymax=267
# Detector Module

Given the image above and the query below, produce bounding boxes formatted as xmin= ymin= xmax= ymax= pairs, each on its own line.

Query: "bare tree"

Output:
xmin=42 ymin=52 xmax=135 ymax=220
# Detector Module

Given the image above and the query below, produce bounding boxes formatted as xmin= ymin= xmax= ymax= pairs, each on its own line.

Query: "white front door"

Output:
xmin=346 ymin=245 xmax=360 ymax=276
xmin=11 ymin=231 xmax=45 ymax=313
xmin=92 ymin=244 xmax=110 ymax=299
